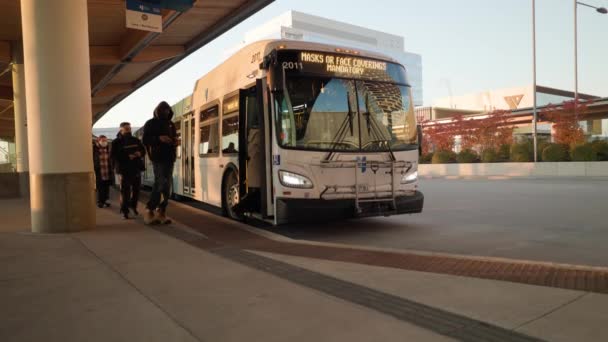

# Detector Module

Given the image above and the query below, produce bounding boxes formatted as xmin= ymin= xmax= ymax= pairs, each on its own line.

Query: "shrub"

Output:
xmin=541 ymin=143 xmax=568 ymax=162
xmin=537 ymin=141 xmax=550 ymax=161
xmin=456 ymin=149 xmax=478 ymax=163
xmin=497 ymin=144 xmax=510 ymax=162
xmin=591 ymin=140 xmax=608 ymax=161
xmin=432 ymin=150 xmax=456 ymax=164
xmin=419 ymin=153 xmax=434 ymax=164
xmin=510 ymin=142 xmax=533 ymax=162
xmin=481 ymin=149 xmax=498 ymax=163
xmin=571 ymin=144 xmax=597 ymax=161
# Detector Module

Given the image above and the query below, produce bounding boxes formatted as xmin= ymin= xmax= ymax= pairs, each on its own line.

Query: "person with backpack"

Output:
xmin=111 ymin=122 xmax=146 ymax=219
xmin=142 ymin=101 xmax=178 ymax=225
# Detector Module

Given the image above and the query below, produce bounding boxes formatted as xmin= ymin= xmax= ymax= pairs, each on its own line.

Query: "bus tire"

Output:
xmin=222 ymin=168 xmax=242 ymax=220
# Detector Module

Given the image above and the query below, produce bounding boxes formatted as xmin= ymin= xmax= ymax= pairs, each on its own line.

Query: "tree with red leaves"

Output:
xmin=422 ymin=110 xmax=514 ymax=154
xmin=541 ymin=100 xmax=589 ymax=147
xmin=422 ymin=117 xmax=460 ymax=152
xmin=467 ymin=110 xmax=514 ymax=152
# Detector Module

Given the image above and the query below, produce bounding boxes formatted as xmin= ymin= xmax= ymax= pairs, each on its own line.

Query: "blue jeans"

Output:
xmin=147 ymin=162 xmax=174 ymax=211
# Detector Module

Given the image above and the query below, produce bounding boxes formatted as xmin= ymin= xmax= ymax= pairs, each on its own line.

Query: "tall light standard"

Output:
xmin=575 ymin=1 xmax=607 ymax=119
xmin=532 ymin=0 xmax=538 ymax=162
xmin=533 ymin=2 xmax=605 ymax=160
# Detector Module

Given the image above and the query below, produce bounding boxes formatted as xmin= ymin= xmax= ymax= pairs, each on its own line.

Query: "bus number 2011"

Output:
xmin=282 ymin=62 xmax=304 ymax=70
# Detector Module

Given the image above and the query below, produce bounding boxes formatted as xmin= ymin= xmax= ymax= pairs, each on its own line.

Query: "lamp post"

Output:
xmin=574 ymin=2 xmax=607 ymax=119
xmin=533 ymin=1 xmax=605 ymax=161
xmin=532 ymin=0 xmax=538 ymax=162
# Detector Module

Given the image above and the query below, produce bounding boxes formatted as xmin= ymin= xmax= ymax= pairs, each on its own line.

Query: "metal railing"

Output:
xmin=317 ymin=159 xmax=413 ymax=214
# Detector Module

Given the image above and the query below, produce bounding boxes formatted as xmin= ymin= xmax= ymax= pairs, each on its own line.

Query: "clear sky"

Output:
xmin=94 ymin=0 xmax=608 ymax=128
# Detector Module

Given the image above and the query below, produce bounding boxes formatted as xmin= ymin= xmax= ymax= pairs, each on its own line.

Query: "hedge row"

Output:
xmin=421 ymin=140 xmax=608 ymax=164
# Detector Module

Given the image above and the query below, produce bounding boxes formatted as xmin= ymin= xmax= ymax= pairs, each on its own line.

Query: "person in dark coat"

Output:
xmin=142 ymin=101 xmax=178 ymax=225
xmin=111 ymin=122 xmax=146 ymax=219
xmin=93 ymin=135 xmax=113 ymax=208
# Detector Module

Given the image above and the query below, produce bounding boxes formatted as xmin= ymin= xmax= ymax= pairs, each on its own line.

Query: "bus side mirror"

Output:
xmin=417 ymin=125 xmax=423 ymax=157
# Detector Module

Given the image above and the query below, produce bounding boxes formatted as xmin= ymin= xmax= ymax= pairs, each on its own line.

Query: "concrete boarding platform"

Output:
xmin=1 ymin=198 xmax=608 ymax=341
xmin=0 ymin=199 xmax=450 ymax=342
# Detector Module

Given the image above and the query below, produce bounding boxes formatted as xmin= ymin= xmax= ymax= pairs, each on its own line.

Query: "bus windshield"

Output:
xmin=275 ymin=76 xmax=418 ymax=152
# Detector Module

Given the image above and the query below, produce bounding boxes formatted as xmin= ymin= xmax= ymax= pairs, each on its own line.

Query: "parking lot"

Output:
xmin=273 ymin=178 xmax=608 ymax=267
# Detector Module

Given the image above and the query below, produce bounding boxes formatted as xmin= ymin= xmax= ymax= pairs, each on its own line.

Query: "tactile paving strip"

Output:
xmin=254 ymin=243 xmax=608 ymax=294
xmin=160 ymin=201 xmax=608 ymax=295
xmin=154 ymin=224 xmax=544 ymax=342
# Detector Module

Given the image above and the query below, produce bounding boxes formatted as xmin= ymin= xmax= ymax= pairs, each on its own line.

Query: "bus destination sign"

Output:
xmin=277 ymin=50 xmax=407 ymax=84
xmin=300 ymin=52 xmax=387 ymax=76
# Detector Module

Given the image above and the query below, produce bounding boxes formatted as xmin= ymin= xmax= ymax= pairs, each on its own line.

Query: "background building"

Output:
xmin=230 ymin=10 xmax=423 ymax=106
xmin=431 ymin=85 xmax=598 ymax=112
xmin=416 ymin=85 xmax=608 ymax=144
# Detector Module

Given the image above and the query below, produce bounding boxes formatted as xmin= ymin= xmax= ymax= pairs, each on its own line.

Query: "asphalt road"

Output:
xmin=273 ymin=178 xmax=608 ymax=267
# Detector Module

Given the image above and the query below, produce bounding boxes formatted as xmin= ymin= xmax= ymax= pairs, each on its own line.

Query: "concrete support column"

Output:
xmin=11 ymin=42 xmax=30 ymax=197
xmin=21 ymin=0 xmax=95 ymax=232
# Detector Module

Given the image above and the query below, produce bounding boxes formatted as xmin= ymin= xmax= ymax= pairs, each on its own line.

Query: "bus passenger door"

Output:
xmin=181 ymin=113 xmax=195 ymax=196
xmin=188 ymin=114 xmax=195 ymax=195
xmin=238 ymin=79 xmax=269 ymax=217
xmin=173 ymin=120 xmax=182 ymax=194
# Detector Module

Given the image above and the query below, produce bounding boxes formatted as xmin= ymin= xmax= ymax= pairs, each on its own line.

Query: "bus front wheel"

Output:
xmin=222 ymin=169 xmax=242 ymax=220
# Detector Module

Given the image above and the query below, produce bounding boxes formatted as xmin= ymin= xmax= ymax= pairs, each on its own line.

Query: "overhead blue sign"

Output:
xmin=126 ymin=0 xmax=162 ymax=14
xmin=135 ymin=0 xmax=194 ymax=12
xmin=126 ymin=0 xmax=163 ymax=32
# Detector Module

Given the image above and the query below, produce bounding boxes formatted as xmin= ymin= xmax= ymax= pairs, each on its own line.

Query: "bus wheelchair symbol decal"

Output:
xmin=356 ymin=156 xmax=367 ymax=173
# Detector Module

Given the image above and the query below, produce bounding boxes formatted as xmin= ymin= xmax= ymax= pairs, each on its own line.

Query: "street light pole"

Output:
xmin=532 ymin=0 xmax=538 ymax=162
xmin=574 ymin=2 xmax=607 ymax=119
xmin=574 ymin=0 xmax=578 ymax=118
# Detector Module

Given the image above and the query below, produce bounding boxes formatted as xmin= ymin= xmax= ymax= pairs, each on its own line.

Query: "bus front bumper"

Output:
xmin=276 ymin=191 xmax=424 ymax=224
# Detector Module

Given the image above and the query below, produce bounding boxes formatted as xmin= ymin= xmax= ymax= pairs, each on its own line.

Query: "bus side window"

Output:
xmin=222 ymin=94 xmax=239 ymax=154
xmin=200 ymin=106 xmax=219 ymax=156
xmin=221 ymin=115 xmax=238 ymax=154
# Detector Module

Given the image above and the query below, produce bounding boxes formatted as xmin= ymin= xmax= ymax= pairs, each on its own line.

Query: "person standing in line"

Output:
xmin=93 ymin=135 xmax=113 ymax=208
xmin=142 ymin=101 xmax=177 ymax=225
xmin=111 ymin=122 xmax=146 ymax=219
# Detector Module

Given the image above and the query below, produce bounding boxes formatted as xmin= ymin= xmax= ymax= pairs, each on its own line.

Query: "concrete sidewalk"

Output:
xmin=0 ymin=199 xmax=450 ymax=342
xmin=1 ymin=198 xmax=607 ymax=341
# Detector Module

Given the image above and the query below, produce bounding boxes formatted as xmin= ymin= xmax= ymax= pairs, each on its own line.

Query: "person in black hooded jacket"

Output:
xmin=111 ymin=122 xmax=146 ymax=219
xmin=142 ymin=101 xmax=178 ymax=224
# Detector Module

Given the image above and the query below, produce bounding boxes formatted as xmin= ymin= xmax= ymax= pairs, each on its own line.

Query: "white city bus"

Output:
xmin=166 ymin=40 xmax=423 ymax=224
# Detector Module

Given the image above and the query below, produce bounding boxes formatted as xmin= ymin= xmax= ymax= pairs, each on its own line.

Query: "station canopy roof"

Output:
xmin=0 ymin=0 xmax=273 ymax=139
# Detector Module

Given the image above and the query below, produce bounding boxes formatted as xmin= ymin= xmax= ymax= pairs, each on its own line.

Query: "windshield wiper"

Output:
xmin=362 ymin=112 xmax=396 ymax=161
xmin=363 ymin=94 xmax=396 ymax=161
xmin=325 ymin=92 xmax=355 ymax=161
xmin=347 ymin=92 xmax=354 ymax=136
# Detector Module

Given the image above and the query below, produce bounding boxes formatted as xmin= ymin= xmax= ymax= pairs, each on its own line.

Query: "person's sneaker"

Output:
xmin=121 ymin=209 xmax=129 ymax=220
xmin=130 ymin=206 xmax=139 ymax=216
xmin=143 ymin=210 xmax=159 ymax=225
xmin=155 ymin=209 xmax=172 ymax=225
xmin=97 ymin=203 xmax=104 ymax=209
xmin=103 ymin=202 xmax=111 ymax=208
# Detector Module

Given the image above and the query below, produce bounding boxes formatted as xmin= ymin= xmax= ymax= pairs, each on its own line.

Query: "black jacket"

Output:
xmin=142 ymin=102 xmax=177 ymax=164
xmin=93 ymin=143 xmax=114 ymax=181
xmin=111 ymin=133 xmax=146 ymax=176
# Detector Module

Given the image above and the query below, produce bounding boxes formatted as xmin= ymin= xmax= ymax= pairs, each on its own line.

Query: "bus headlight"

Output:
xmin=401 ymin=171 xmax=418 ymax=184
xmin=279 ymin=170 xmax=314 ymax=189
